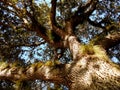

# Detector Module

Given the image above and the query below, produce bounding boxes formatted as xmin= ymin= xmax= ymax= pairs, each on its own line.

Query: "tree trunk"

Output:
xmin=65 ymin=55 xmax=120 ymax=90
xmin=0 ymin=35 xmax=120 ymax=90
xmin=64 ymin=35 xmax=120 ymax=90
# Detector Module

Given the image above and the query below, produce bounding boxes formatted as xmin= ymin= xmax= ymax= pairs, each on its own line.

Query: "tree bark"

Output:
xmin=0 ymin=35 xmax=120 ymax=90
xmin=66 ymin=55 xmax=120 ymax=90
xmin=64 ymin=35 xmax=120 ymax=90
xmin=1 ymin=0 xmax=120 ymax=89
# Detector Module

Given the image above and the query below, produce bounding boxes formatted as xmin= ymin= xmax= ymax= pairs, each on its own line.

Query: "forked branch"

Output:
xmin=71 ymin=0 xmax=98 ymax=29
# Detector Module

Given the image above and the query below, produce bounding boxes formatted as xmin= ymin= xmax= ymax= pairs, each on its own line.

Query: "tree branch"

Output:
xmin=70 ymin=0 xmax=98 ymax=29
xmin=74 ymin=0 xmax=93 ymax=16
xmin=1 ymin=0 xmax=66 ymax=48
xmin=50 ymin=0 xmax=67 ymax=38
xmin=84 ymin=0 xmax=98 ymax=17
xmin=90 ymin=23 xmax=120 ymax=50
xmin=17 ymin=0 xmax=65 ymax=48
xmin=1 ymin=47 xmax=120 ymax=89
xmin=30 ymin=17 xmax=64 ymax=48
xmin=0 ymin=61 xmax=68 ymax=85
xmin=50 ymin=0 xmax=57 ymax=26
xmin=87 ymin=18 xmax=105 ymax=29
xmin=96 ymin=31 xmax=120 ymax=50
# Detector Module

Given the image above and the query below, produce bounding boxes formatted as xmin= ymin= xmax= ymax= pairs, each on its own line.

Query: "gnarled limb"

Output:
xmin=70 ymin=0 xmax=98 ymax=28
xmin=95 ymin=31 xmax=120 ymax=50
xmin=0 ymin=61 xmax=68 ymax=85
xmin=90 ymin=23 xmax=120 ymax=50
xmin=50 ymin=0 xmax=67 ymax=39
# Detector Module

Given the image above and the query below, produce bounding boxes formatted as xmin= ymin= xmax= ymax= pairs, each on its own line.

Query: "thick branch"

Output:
xmin=63 ymin=0 xmax=98 ymax=36
xmin=50 ymin=0 xmax=57 ymax=26
xmin=30 ymin=17 xmax=64 ymax=48
xmin=90 ymin=22 xmax=120 ymax=50
xmin=64 ymin=35 xmax=81 ymax=60
xmin=96 ymin=31 xmax=120 ymax=50
xmin=50 ymin=0 xmax=67 ymax=39
xmin=70 ymin=0 xmax=98 ymax=29
xmin=0 ymin=61 xmax=67 ymax=85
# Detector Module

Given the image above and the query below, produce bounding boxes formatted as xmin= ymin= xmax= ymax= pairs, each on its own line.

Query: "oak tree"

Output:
xmin=0 ymin=0 xmax=120 ymax=90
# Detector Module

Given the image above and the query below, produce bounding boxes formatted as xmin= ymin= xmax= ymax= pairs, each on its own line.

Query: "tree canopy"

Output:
xmin=0 ymin=0 xmax=120 ymax=90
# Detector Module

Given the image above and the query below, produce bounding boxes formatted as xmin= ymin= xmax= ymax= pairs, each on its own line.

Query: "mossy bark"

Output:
xmin=0 ymin=35 xmax=120 ymax=90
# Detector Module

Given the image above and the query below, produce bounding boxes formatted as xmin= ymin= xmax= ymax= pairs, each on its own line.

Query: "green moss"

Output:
xmin=80 ymin=44 xmax=109 ymax=60
xmin=31 ymin=62 xmax=43 ymax=68
xmin=45 ymin=60 xmax=60 ymax=67
xmin=0 ymin=61 xmax=9 ymax=70
xmin=36 ymin=62 xmax=44 ymax=68
xmin=13 ymin=80 xmax=22 ymax=90
xmin=10 ymin=62 xmax=20 ymax=67
xmin=93 ymin=45 xmax=109 ymax=60
xmin=45 ymin=61 xmax=54 ymax=66
xmin=80 ymin=44 xmax=95 ymax=55
xmin=46 ymin=30 xmax=54 ymax=42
